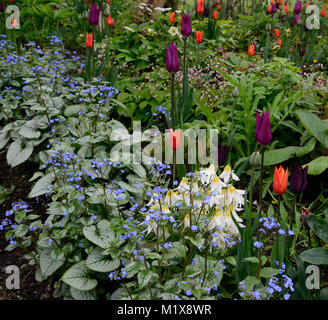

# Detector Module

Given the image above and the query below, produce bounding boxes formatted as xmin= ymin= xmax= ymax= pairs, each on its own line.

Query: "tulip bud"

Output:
xmin=255 ymin=111 xmax=272 ymax=146
xmin=232 ymin=86 xmax=239 ymax=98
xmin=266 ymin=23 xmax=271 ymax=31
xmin=83 ymin=10 xmax=89 ymax=19
xmin=181 ymin=14 xmax=192 ymax=37
xmin=250 ymin=151 xmax=261 ymax=168
xmin=104 ymin=6 xmax=110 ymax=16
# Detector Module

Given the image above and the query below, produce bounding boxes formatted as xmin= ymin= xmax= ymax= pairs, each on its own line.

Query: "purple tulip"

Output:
xmin=293 ymin=1 xmax=302 ymax=14
xmin=89 ymin=3 xmax=101 ymax=26
xmin=181 ymin=14 xmax=192 ymax=37
xmin=271 ymin=4 xmax=277 ymax=14
xmin=289 ymin=164 xmax=308 ymax=194
xmin=0 ymin=2 xmax=5 ymax=11
xmin=217 ymin=141 xmax=230 ymax=166
xmin=166 ymin=42 xmax=180 ymax=73
xmin=255 ymin=111 xmax=272 ymax=146
xmin=294 ymin=14 xmax=301 ymax=24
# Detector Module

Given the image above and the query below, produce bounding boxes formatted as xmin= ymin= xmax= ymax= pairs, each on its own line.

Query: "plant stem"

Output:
xmin=182 ymin=37 xmax=187 ymax=121
xmin=258 ymin=146 xmax=265 ymax=219
xmin=277 ymin=194 xmax=281 ymax=221
xmin=290 ymin=194 xmax=297 ymax=230
xmin=171 ymin=73 xmax=175 ymax=130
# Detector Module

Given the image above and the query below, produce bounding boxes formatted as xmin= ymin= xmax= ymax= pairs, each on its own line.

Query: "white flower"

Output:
xmin=210 ymin=175 xmax=226 ymax=195
xmin=169 ymin=26 xmax=179 ymax=37
xmin=164 ymin=190 xmax=182 ymax=207
xmin=175 ymin=177 xmax=199 ymax=194
xmin=144 ymin=216 xmax=158 ymax=235
xmin=124 ymin=26 xmax=135 ymax=33
xmin=219 ymin=165 xmax=240 ymax=183
xmin=184 ymin=214 xmax=191 ymax=229
xmin=199 ymin=164 xmax=217 ymax=185
xmin=154 ymin=7 xmax=172 ymax=12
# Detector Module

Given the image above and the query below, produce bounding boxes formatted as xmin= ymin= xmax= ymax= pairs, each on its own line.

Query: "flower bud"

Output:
xmin=250 ymin=151 xmax=261 ymax=168
xmin=83 ymin=10 xmax=89 ymax=19
xmin=266 ymin=23 xmax=271 ymax=31
xmin=232 ymin=86 xmax=240 ymax=98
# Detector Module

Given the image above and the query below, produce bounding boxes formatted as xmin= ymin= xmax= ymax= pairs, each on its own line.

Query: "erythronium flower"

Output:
xmin=89 ymin=3 xmax=101 ymax=26
xmin=170 ymin=128 xmax=181 ymax=150
xmin=219 ymin=165 xmax=239 ymax=183
xmin=255 ymin=111 xmax=272 ymax=146
xmin=273 ymin=165 xmax=289 ymax=194
xmin=181 ymin=14 xmax=192 ymax=37
xmin=85 ymin=32 xmax=93 ymax=48
xmin=199 ymin=164 xmax=217 ymax=185
xmin=165 ymin=42 xmax=180 ymax=73
xmin=289 ymin=164 xmax=308 ymax=194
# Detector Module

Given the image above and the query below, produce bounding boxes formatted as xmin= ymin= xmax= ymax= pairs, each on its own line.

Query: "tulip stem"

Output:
xmin=182 ymin=37 xmax=187 ymax=122
xmin=171 ymin=73 xmax=175 ymax=130
xmin=290 ymin=194 xmax=297 ymax=231
xmin=277 ymin=195 xmax=281 ymax=221
xmin=258 ymin=146 xmax=265 ymax=219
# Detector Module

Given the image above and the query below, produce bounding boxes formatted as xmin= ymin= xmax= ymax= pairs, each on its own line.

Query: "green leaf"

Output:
xmin=7 ymin=140 xmax=33 ymax=167
xmin=14 ymin=225 xmax=28 ymax=238
xmin=18 ymin=120 xmax=41 ymax=139
xmin=83 ymin=220 xmax=115 ymax=249
xmin=260 ymin=267 xmax=280 ymax=278
xmin=70 ymin=287 xmax=97 ymax=300
xmin=306 ymin=214 xmax=328 ymax=242
xmin=296 ymin=110 xmax=328 ymax=148
xmin=243 ymin=257 xmax=260 ymax=264
xmin=138 ymin=270 xmax=152 ymax=289
xmin=29 ymin=173 xmax=55 ymax=198
xmin=40 ymin=248 xmax=65 ymax=278
xmin=64 ymin=104 xmax=88 ymax=116
xmin=263 ymin=147 xmax=299 ymax=166
xmin=244 ymin=276 xmax=261 ymax=292
xmin=124 ymin=261 xmax=144 ymax=278
xmin=304 ymin=156 xmax=328 ymax=175
xmin=299 ymin=248 xmax=328 ymax=265
xmin=320 ymin=287 xmax=328 ymax=300
xmin=86 ymin=248 xmax=120 ymax=273
xmin=61 ymin=261 xmax=97 ymax=291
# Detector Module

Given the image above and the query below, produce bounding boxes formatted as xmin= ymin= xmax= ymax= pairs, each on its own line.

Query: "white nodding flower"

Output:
xmin=176 ymin=177 xmax=190 ymax=193
xmin=184 ymin=214 xmax=191 ymax=230
xmin=199 ymin=164 xmax=217 ymax=185
xmin=208 ymin=209 xmax=225 ymax=230
xmin=145 ymin=217 xmax=158 ymax=235
xmin=210 ymin=175 xmax=226 ymax=194
xmin=164 ymin=190 xmax=182 ymax=207
xmin=219 ymin=165 xmax=240 ymax=183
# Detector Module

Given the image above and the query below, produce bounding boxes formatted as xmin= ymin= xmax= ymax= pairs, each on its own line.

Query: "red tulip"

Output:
xmin=267 ymin=5 xmax=272 ymax=13
xmin=217 ymin=4 xmax=221 ymax=10
xmin=248 ymin=43 xmax=255 ymax=56
xmin=283 ymin=4 xmax=289 ymax=13
xmin=197 ymin=0 xmax=204 ymax=14
xmin=320 ymin=8 xmax=325 ymax=17
xmin=107 ymin=15 xmax=115 ymax=27
xmin=169 ymin=12 xmax=175 ymax=23
xmin=196 ymin=31 xmax=203 ymax=43
xmin=85 ymin=32 xmax=93 ymax=49
xmin=170 ymin=129 xmax=181 ymax=150
xmin=275 ymin=28 xmax=281 ymax=38
xmin=273 ymin=165 xmax=289 ymax=195
xmin=212 ymin=9 xmax=218 ymax=20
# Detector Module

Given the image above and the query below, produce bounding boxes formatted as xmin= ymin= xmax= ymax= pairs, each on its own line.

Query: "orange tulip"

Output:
xmin=320 ymin=8 xmax=325 ymax=17
xmin=277 ymin=38 xmax=282 ymax=47
xmin=283 ymin=4 xmax=289 ymax=13
xmin=170 ymin=129 xmax=181 ymax=150
xmin=196 ymin=30 xmax=203 ymax=43
xmin=169 ymin=12 xmax=175 ymax=23
xmin=197 ymin=0 xmax=204 ymax=14
xmin=248 ymin=43 xmax=255 ymax=56
xmin=107 ymin=15 xmax=115 ymax=27
xmin=217 ymin=4 xmax=221 ymax=10
xmin=273 ymin=165 xmax=289 ymax=194
xmin=296 ymin=36 xmax=300 ymax=42
xmin=85 ymin=32 xmax=93 ymax=49
xmin=267 ymin=5 xmax=272 ymax=13
xmin=212 ymin=9 xmax=218 ymax=20
xmin=275 ymin=28 xmax=281 ymax=38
